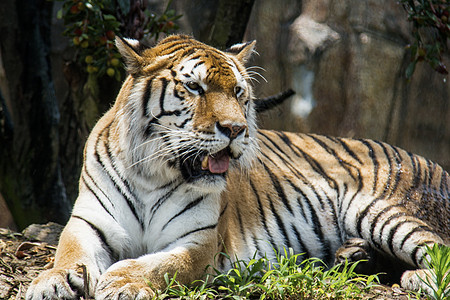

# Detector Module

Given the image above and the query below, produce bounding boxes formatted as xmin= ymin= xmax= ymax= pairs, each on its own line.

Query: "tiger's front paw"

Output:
xmin=96 ymin=259 xmax=154 ymax=300
xmin=26 ymin=266 xmax=94 ymax=300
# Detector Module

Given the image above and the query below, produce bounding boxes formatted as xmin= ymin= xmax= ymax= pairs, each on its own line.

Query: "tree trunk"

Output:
xmin=0 ymin=0 xmax=71 ymax=228
xmin=207 ymin=0 xmax=255 ymax=48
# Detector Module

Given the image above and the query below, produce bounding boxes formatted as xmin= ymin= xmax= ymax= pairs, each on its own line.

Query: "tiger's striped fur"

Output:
xmin=27 ymin=35 xmax=449 ymax=299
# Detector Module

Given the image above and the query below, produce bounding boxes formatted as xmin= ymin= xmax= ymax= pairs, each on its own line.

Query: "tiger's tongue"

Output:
xmin=201 ymin=151 xmax=230 ymax=174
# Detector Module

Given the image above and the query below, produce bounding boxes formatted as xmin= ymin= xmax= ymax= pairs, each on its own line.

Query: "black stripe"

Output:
xmin=162 ymin=196 xmax=204 ymax=231
xmin=385 ymin=217 xmax=412 ymax=255
xmin=149 ymin=182 xmax=183 ymax=227
xmin=257 ymin=133 xmax=309 ymax=183
xmin=369 ymin=204 xmax=403 ymax=247
xmin=336 ymin=138 xmax=363 ymax=165
xmin=304 ymin=195 xmax=332 ymax=262
xmin=338 ymin=183 xmax=348 ymax=215
xmin=310 ymin=135 xmax=360 ymax=182
xmin=250 ymin=178 xmax=276 ymax=247
xmin=72 ymin=215 xmax=118 ymax=261
xmin=143 ymin=78 xmax=153 ymax=117
xmin=173 ymin=86 xmax=186 ymax=101
xmin=220 ymin=202 xmax=228 ymax=218
xmin=159 ymin=78 xmax=168 ymax=114
xmin=82 ymin=164 xmax=114 ymax=209
xmin=151 ymin=182 xmax=182 ymax=214
xmin=355 ymin=144 xmax=405 ymax=239
xmin=159 ymin=222 xmax=217 ymax=252
xmin=411 ymin=241 xmax=435 ymax=267
xmin=373 ymin=141 xmax=394 ymax=195
xmin=356 ymin=196 xmax=383 ymax=239
xmin=366 ymin=142 xmax=399 ymax=245
xmin=152 ymin=78 xmax=183 ymax=119
xmin=261 ymin=162 xmax=293 ymax=214
xmin=409 ymin=152 xmax=421 ymax=189
xmin=193 ymin=61 xmax=205 ymax=69
xmin=175 ymin=116 xmax=192 ymax=129
xmin=178 ymin=223 xmax=217 ymax=240
xmin=360 ymin=140 xmax=379 ymax=194
xmin=291 ymin=225 xmax=311 ymax=258
xmin=252 ymin=234 xmax=263 ymax=256
xmin=268 ymin=199 xmax=292 ymax=250
xmin=145 ymin=118 xmax=159 ymax=136
xmin=286 ymin=178 xmax=308 ymax=220
xmin=275 ymin=136 xmax=341 ymax=242
xmin=287 ymin=136 xmax=338 ymax=190
xmin=286 ymin=179 xmax=330 ymax=260
xmin=259 ymin=131 xmax=292 ymax=158
xmin=259 ymin=143 xmax=297 ymax=176
xmin=337 ymin=140 xmax=366 ymax=219
xmin=104 ymin=125 xmax=141 ymax=207
xmin=236 ymin=208 xmax=247 ymax=245
xmin=95 ymin=125 xmax=143 ymax=229
xmin=399 ymin=225 xmax=434 ymax=250
xmin=389 ymin=145 xmax=403 ymax=197
xmin=80 ymin=174 xmax=116 ymax=222
xmin=189 ymin=54 xmax=204 ymax=61
xmin=159 ymin=43 xmax=189 ymax=56
xmin=257 ymin=142 xmax=327 ymax=214
xmin=156 ymin=178 xmax=182 ymax=191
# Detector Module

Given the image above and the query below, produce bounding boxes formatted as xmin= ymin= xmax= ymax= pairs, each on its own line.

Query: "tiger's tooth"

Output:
xmin=201 ymin=156 xmax=209 ymax=170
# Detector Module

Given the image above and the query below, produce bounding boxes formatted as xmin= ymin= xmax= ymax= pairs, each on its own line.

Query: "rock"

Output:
xmin=0 ymin=193 xmax=16 ymax=230
xmin=288 ymin=15 xmax=340 ymax=65
xmin=22 ymin=222 xmax=64 ymax=246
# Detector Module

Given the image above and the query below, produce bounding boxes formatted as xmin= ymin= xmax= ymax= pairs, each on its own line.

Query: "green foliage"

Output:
xmin=55 ymin=0 xmax=181 ymax=80
xmin=420 ymin=244 xmax=450 ymax=300
xmin=400 ymin=0 xmax=449 ymax=77
xmin=151 ymin=248 xmax=380 ymax=299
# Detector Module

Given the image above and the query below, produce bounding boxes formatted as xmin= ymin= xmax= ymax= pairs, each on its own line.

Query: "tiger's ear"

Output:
xmin=226 ymin=40 xmax=256 ymax=64
xmin=115 ymin=36 xmax=145 ymax=75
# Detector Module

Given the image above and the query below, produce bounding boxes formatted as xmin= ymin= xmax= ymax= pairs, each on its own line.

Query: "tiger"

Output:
xmin=26 ymin=34 xmax=449 ymax=300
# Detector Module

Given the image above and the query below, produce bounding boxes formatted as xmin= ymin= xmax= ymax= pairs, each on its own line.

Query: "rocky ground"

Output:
xmin=0 ymin=223 xmax=424 ymax=300
xmin=0 ymin=223 xmax=62 ymax=299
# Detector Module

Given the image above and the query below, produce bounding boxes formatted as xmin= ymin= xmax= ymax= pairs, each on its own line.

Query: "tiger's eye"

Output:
xmin=185 ymin=81 xmax=204 ymax=94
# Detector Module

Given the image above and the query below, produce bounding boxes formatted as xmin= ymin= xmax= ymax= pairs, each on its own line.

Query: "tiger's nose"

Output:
xmin=216 ymin=122 xmax=247 ymax=139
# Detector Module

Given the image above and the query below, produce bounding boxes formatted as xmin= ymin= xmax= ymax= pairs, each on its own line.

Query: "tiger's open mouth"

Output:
xmin=180 ymin=147 xmax=231 ymax=181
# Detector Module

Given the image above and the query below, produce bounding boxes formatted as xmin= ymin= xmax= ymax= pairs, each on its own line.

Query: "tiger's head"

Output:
xmin=114 ymin=35 xmax=259 ymax=192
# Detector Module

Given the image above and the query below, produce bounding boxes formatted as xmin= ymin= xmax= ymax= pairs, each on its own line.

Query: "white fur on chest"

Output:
xmin=130 ymin=184 xmax=222 ymax=256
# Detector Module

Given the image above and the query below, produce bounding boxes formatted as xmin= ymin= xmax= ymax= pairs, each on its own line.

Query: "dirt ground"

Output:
xmin=0 ymin=223 xmax=61 ymax=299
xmin=0 ymin=223 xmax=424 ymax=300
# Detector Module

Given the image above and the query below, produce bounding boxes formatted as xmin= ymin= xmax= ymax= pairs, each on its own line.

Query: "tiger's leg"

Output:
xmin=95 ymin=232 xmax=217 ymax=299
xmin=351 ymin=203 xmax=447 ymax=294
xmin=26 ymin=217 xmax=114 ymax=300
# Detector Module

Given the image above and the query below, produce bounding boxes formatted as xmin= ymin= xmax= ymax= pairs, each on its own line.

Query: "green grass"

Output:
xmin=151 ymin=248 xmax=380 ymax=299
xmin=420 ymin=244 xmax=450 ymax=300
